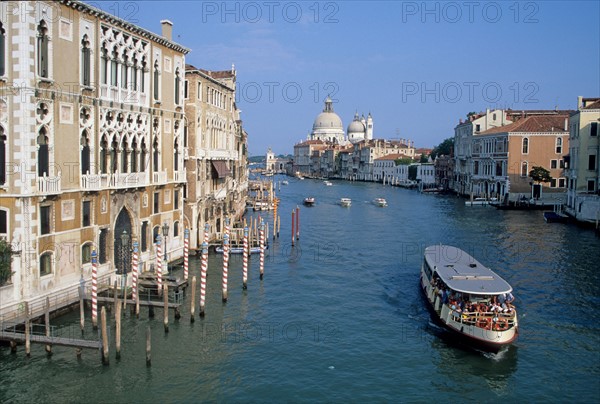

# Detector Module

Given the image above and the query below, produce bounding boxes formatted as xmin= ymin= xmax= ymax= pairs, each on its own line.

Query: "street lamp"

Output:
xmin=120 ymin=230 xmax=130 ymax=301
xmin=162 ymin=222 xmax=169 ymax=275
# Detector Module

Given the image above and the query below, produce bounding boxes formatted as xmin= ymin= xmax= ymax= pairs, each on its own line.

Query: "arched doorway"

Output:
xmin=114 ymin=208 xmax=132 ymax=274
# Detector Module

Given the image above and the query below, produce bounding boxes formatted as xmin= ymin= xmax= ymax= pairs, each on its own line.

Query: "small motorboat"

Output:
xmin=282 ymin=180 xmax=289 ymax=185
xmin=373 ymin=198 xmax=387 ymax=207
xmin=340 ymin=198 xmax=352 ymax=207
xmin=324 ymin=181 xmax=333 ymax=186
xmin=303 ymin=197 xmax=315 ymax=206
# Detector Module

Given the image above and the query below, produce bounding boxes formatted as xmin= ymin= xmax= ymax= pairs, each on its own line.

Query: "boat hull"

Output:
xmin=419 ymin=274 xmax=517 ymax=353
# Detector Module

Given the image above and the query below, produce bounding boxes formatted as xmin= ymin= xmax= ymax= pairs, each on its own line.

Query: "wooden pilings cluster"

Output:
xmin=3 ymin=221 xmax=273 ymax=366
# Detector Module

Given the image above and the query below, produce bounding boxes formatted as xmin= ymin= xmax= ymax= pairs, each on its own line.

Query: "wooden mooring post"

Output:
xmin=79 ymin=287 xmax=85 ymax=335
xmin=190 ymin=276 xmax=196 ymax=322
xmin=146 ymin=326 xmax=151 ymax=367
xmin=112 ymin=280 xmax=118 ymax=313
xmin=115 ymin=303 xmax=122 ymax=359
xmin=45 ymin=297 xmax=52 ymax=354
xmin=25 ymin=302 xmax=30 ymax=357
xmin=101 ymin=307 xmax=109 ymax=365
xmin=163 ymin=283 xmax=169 ymax=333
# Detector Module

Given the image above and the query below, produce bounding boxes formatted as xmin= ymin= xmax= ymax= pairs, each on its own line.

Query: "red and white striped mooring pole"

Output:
xmin=183 ymin=228 xmax=189 ymax=281
xmin=222 ymin=233 xmax=230 ymax=302
xmin=200 ymin=241 xmax=208 ymax=317
xmin=91 ymin=249 xmax=98 ymax=329
xmin=156 ymin=235 xmax=163 ymax=295
xmin=243 ymin=227 xmax=249 ymax=289
xmin=260 ymin=220 xmax=265 ymax=280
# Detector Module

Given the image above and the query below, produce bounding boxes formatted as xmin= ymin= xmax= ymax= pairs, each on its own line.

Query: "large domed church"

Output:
xmin=308 ymin=97 xmax=373 ymax=144
xmin=309 ymin=96 xmax=345 ymax=143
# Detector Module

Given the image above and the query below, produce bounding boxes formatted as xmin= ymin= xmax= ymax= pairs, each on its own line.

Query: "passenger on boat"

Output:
xmin=489 ymin=296 xmax=502 ymax=313
xmin=498 ymin=292 xmax=515 ymax=313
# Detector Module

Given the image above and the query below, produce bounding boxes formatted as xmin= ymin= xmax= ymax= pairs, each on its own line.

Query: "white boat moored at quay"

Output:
xmin=420 ymin=245 xmax=518 ymax=352
xmin=465 ymin=197 xmax=497 ymax=206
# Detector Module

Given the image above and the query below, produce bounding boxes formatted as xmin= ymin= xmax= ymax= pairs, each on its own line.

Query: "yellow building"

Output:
xmin=0 ymin=1 xmax=189 ymax=319
xmin=183 ymin=65 xmax=248 ymax=250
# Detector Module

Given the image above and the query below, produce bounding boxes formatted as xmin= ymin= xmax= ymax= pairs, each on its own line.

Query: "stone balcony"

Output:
xmin=37 ymin=175 xmax=61 ymax=195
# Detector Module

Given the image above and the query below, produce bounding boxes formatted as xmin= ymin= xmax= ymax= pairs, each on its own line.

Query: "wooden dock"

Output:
xmin=0 ymin=330 xmax=101 ymax=350
xmin=90 ymin=296 xmax=181 ymax=309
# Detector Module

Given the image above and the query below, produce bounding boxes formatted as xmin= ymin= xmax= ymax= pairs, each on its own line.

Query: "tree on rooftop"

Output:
xmin=395 ymin=158 xmax=413 ymax=165
xmin=431 ymin=137 xmax=454 ymax=160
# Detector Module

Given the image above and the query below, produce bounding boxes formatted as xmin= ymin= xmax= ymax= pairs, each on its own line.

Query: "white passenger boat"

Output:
xmin=420 ymin=245 xmax=518 ymax=352
xmin=324 ymin=181 xmax=333 ymax=186
xmin=340 ymin=198 xmax=352 ymax=207
xmin=373 ymin=198 xmax=388 ymax=207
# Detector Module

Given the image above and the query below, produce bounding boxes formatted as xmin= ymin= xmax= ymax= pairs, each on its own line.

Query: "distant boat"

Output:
xmin=303 ymin=197 xmax=315 ymax=206
xmin=282 ymin=180 xmax=289 ymax=185
xmin=373 ymin=198 xmax=388 ymax=207
xmin=324 ymin=181 xmax=333 ymax=186
xmin=340 ymin=198 xmax=352 ymax=207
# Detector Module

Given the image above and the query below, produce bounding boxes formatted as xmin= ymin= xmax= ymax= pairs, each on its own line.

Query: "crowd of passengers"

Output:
xmin=430 ymin=276 xmax=515 ymax=315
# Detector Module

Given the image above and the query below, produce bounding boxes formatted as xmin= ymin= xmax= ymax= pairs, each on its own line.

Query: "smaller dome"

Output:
xmin=347 ymin=120 xmax=365 ymax=134
xmin=347 ymin=112 xmax=365 ymax=134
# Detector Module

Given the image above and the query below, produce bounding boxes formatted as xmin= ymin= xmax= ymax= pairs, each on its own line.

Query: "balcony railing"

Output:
xmin=81 ymin=173 xmax=148 ymax=190
xmin=37 ymin=175 xmax=61 ymax=194
xmin=110 ymin=172 xmax=148 ymax=188
xmin=153 ymin=171 xmax=167 ymax=185
xmin=81 ymin=173 xmax=103 ymax=191
xmin=173 ymin=170 xmax=187 ymax=183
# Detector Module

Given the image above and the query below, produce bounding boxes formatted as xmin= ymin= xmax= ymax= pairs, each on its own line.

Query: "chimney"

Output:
xmin=564 ymin=117 xmax=568 ymax=131
xmin=577 ymin=96 xmax=583 ymax=109
xmin=161 ymin=20 xmax=173 ymax=41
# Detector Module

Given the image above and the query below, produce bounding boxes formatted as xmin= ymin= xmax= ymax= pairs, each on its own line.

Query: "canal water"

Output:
xmin=1 ymin=177 xmax=599 ymax=402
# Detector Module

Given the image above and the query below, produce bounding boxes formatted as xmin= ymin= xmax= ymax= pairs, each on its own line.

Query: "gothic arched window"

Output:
xmin=81 ymin=35 xmax=91 ymax=86
xmin=37 ymin=21 xmax=49 ymax=78
xmin=37 ymin=127 xmax=49 ymax=176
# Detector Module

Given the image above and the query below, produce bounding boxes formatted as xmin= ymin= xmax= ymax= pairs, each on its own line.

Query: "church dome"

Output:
xmin=313 ymin=112 xmax=343 ymax=130
xmin=347 ymin=113 xmax=365 ymax=134
xmin=312 ymin=97 xmax=343 ymax=130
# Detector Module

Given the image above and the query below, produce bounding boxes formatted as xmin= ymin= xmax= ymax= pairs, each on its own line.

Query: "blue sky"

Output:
xmin=99 ymin=1 xmax=599 ymax=156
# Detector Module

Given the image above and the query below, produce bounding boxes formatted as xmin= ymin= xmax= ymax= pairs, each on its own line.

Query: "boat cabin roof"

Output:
xmin=424 ymin=245 xmax=512 ymax=295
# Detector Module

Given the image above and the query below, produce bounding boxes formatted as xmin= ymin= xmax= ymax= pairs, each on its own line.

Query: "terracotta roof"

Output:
xmin=414 ymin=148 xmax=432 ymax=154
xmin=185 ymin=64 xmax=235 ymax=79
xmin=294 ymin=139 xmax=326 ymax=147
xmin=479 ymin=115 xmax=569 ymax=134
xmin=375 ymin=154 xmax=405 ymax=161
